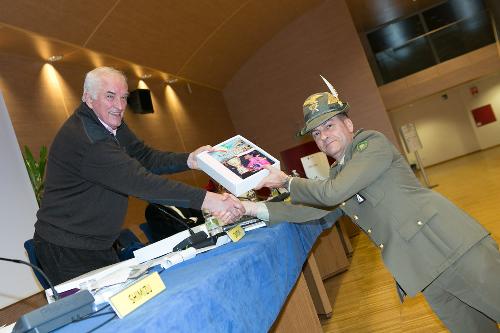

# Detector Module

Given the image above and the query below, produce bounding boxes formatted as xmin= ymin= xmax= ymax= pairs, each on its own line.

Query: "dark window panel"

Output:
xmin=430 ymin=11 xmax=495 ymax=62
xmin=375 ymin=37 xmax=437 ymax=84
xmin=367 ymin=0 xmax=494 ymax=85
xmin=367 ymin=15 xmax=425 ymax=53
xmin=423 ymin=0 xmax=487 ymax=31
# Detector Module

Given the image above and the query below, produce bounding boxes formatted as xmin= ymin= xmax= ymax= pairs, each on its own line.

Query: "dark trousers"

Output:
xmin=33 ymin=233 xmax=120 ymax=285
xmin=423 ymin=236 xmax=500 ymax=333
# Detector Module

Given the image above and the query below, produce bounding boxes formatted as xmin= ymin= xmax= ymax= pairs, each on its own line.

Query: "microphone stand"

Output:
xmin=0 ymin=256 xmax=60 ymax=300
xmin=151 ymin=204 xmax=197 ymax=236
xmin=150 ymin=203 xmax=215 ymax=251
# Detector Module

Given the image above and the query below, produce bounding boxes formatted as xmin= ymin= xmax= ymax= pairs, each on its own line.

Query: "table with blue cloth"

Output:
xmin=56 ymin=221 xmax=325 ymax=333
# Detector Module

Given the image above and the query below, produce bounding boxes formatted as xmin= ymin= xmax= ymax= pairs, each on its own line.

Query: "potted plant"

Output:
xmin=23 ymin=145 xmax=47 ymax=205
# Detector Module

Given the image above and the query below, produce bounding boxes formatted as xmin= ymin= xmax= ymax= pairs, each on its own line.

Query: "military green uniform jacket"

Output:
xmin=265 ymin=130 xmax=488 ymax=297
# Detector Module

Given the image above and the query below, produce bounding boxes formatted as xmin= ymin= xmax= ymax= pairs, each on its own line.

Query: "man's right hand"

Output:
xmin=202 ymin=192 xmax=245 ymax=225
xmin=241 ymin=201 xmax=259 ymax=217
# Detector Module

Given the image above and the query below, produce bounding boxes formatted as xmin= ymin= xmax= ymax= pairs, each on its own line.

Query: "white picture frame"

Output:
xmin=196 ymin=135 xmax=280 ymax=196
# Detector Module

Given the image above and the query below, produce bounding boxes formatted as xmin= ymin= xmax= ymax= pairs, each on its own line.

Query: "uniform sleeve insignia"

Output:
xmin=356 ymin=140 xmax=368 ymax=152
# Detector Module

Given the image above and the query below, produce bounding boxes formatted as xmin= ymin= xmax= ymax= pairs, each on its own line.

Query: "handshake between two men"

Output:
xmin=199 ymin=165 xmax=285 ymax=226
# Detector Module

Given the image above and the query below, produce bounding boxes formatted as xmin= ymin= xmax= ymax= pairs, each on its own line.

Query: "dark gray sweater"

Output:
xmin=35 ymin=103 xmax=206 ymax=250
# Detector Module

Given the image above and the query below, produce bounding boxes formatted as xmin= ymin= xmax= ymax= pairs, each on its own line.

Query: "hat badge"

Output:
xmin=304 ymin=95 xmax=320 ymax=114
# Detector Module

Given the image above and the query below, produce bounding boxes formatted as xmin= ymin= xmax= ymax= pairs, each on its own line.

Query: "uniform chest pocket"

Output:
xmin=359 ymin=186 xmax=384 ymax=207
xmin=397 ymin=205 xmax=438 ymax=241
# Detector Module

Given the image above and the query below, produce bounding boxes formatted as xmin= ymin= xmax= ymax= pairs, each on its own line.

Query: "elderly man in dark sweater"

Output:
xmin=34 ymin=67 xmax=244 ymax=284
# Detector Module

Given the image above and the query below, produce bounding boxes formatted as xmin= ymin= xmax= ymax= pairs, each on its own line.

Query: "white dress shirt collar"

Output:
xmin=98 ymin=118 xmax=117 ymax=136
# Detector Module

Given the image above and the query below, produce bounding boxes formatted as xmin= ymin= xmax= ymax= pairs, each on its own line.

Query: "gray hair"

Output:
xmin=82 ymin=67 xmax=127 ymax=101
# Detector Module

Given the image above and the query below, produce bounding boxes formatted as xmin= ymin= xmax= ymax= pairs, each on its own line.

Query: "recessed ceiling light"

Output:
xmin=140 ymin=73 xmax=152 ymax=79
xmin=47 ymin=55 xmax=63 ymax=62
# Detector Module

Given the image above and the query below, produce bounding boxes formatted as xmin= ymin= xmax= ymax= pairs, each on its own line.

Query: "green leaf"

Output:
xmin=23 ymin=145 xmax=48 ymax=205
xmin=39 ymin=146 xmax=48 ymax=179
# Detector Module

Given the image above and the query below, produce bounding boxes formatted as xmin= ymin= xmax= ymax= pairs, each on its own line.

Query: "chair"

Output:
xmin=23 ymin=239 xmax=50 ymax=289
xmin=115 ymin=228 xmax=144 ymax=261
xmin=139 ymin=223 xmax=154 ymax=243
xmin=117 ymin=228 xmax=141 ymax=248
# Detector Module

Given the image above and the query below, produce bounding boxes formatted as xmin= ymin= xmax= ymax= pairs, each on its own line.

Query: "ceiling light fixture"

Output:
xmin=140 ymin=73 xmax=152 ymax=79
xmin=47 ymin=55 xmax=63 ymax=62
xmin=166 ymin=78 xmax=178 ymax=84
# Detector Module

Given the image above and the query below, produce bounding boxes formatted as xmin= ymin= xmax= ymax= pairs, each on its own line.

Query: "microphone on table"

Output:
xmin=0 ymin=256 xmax=96 ymax=333
xmin=0 ymin=256 xmax=60 ymax=301
xmin=150 ymin=203 xmax=215 ymax=251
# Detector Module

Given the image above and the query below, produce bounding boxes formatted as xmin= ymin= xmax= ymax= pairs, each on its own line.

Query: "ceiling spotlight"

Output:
xmin=47 ymin=55 xmax=63 ymax=62
xmin=140 ymin=73 xmax=152 ymax=79
xmin=166 ymin=78 xmax=178 ymax=84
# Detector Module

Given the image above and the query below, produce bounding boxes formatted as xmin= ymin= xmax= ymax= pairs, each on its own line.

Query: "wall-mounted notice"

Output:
xmin=300 ymin=152 xmax=330 ymax=180
xmin=400 ymin=123 xmax=423 ymax=153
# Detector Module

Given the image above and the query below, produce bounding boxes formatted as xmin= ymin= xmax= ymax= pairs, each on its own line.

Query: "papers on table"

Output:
xmin=44 ymin=220 xmax=255 ymax=307
xmin=44 ymin=224 xmax=228 ymax=305
xmin=45 ymin=258 xmax=139 ymax=304
xmin=44 ymin=247 xmax=198 ymax=305
xmin=222 ymin=216 xmax=266 ymax=233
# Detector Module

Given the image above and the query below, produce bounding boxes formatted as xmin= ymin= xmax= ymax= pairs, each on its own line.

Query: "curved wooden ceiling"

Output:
xmin=0 ymin=0 xmax=445 ymax=89
xmin=0 ymin=0 xmax=323 ymax=89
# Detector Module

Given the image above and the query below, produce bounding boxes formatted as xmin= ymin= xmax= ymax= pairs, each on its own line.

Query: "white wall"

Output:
xmin=0 ymin=92 xmax=40 ymax=309
xmin=388 ymin=71 xmax=500 ymax=167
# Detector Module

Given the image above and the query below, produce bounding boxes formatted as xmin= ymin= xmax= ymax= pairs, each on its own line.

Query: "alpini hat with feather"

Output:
xmin=298 ymin=75 xmax=349 ymax=136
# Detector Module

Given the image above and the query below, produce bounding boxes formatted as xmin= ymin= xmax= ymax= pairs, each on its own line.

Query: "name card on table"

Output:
xmin=226 ymin=225 xmax=245 ymax=242
xmin=109 ymin=271 xmax=166 ymax=318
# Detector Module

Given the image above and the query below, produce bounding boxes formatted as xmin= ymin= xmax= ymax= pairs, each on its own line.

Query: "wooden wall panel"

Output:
xmin=223 ymin=0 xmax=398 ymax=158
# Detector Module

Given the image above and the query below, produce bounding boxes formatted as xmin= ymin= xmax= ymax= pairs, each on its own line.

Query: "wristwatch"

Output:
xmin=283 ymin=175 xmax=293 ymax=191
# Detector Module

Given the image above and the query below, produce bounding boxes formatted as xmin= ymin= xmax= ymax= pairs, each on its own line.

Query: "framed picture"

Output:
xmin=197 ymin=135 xmax=280 ymax=196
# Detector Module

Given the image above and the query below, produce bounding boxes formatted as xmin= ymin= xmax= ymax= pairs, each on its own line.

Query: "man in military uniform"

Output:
xmin=242 ymin=83 xmax=500 ymax=332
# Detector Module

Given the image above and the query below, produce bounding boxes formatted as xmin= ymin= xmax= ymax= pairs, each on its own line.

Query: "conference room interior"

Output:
xmin=1 ymin=0 xmax=500 ymax=331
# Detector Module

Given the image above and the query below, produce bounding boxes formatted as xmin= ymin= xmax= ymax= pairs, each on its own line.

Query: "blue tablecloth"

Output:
xmin=56 ymin=221 xmax=324 ymax=333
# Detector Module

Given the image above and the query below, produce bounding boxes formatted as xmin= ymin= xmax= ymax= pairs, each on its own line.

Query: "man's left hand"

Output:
xmin=255 ymin=165 xmax=289 ymax=189
xmin=187 ymin=145 xmax=212 ymax=169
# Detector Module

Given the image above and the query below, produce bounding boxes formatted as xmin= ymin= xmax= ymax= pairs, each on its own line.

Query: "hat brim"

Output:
xmin=297 ymin=104 xmax=349 ymax=137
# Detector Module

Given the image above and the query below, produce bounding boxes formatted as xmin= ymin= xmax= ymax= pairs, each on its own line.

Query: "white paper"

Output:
xmin=300 ymin=152 xmax=330 ymax=180
xmin=44 ymin=258 xmax=139 ymax=303
xmin=160 ymin=247 xmax=196 ymax=269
